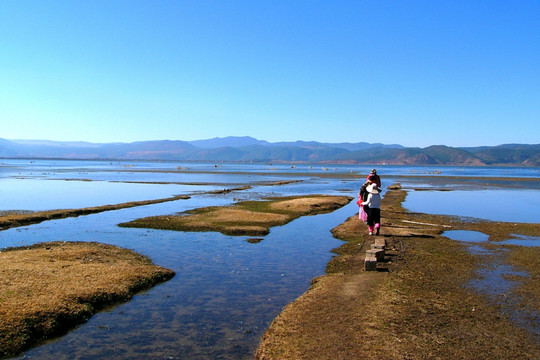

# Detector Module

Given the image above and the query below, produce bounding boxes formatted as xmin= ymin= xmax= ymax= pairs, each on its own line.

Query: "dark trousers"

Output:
xmin=366 ymin=207 xmax=380 ymax=226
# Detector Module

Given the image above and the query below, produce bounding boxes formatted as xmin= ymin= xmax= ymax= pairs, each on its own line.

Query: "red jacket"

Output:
xmin=366 ymin=174 xmax=381 ymax=188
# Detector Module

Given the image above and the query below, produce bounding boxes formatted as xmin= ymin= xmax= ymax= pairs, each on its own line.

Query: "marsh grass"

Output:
xmin=0 ymin=241 xmax=174 ymax=358
xmin=505 ymin=245 xmax=540 ymax=314
xmin=119 ymin=195 xmax=353 ymax=236
xmin=256 ymin=185 xmax=540 ymax=359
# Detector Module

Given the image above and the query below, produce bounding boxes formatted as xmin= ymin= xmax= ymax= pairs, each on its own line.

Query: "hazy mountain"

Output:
xmin=0 ymin=137 xmax=538 ymax=166
xmin=188 ymin=136 xmax=269 ymax=148
xmin=461 ymin=144 xmax=540 ymax=165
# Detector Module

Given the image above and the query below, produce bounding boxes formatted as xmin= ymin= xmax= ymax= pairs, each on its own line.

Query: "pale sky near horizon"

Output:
xmin=1 ymin=1 xmax=539 ymax=147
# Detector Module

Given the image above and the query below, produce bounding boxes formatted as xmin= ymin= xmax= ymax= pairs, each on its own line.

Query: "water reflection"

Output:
xmin=3 ymin=190 xmax=357 ymax=359
xmin=443 ymin=230 xmax=540 ymax=337
xmin=1 ymin=160 xmax=539 ymax=358
xmin=0 ymin=178 xmax=216 ymax=211
xmin=405 ymin=189 xmax=540 ymax=223
xmin=500 ymin=234 xmax=540 ymax=247
xmin=443 ymin=230 xmax=489 ymax=243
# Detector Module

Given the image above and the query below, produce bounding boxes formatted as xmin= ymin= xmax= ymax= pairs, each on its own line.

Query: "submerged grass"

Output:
xmin=119 ymin=195 xmax=353 ymax=236
xmin=256 ymin=184 xmax=540 ymax=359
xmin=0 ymin=242 xmax=175 ymax=358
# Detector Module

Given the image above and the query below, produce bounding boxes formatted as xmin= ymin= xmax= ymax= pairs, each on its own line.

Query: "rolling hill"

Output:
xmin=1 ymin=137 xmax=538 ymax=166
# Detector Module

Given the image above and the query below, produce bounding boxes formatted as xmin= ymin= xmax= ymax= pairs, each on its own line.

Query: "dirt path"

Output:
xmin=255 ymin=186 xmax=540 ymax=359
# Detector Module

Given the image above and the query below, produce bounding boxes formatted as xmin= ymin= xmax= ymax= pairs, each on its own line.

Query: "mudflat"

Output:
xmin=0 ymin=242 xmax=175 ymax=358
xmin=255 ymin=185 xmax=540 ymax=359
xmin=119 ymin=195 xmax=353 ymax=236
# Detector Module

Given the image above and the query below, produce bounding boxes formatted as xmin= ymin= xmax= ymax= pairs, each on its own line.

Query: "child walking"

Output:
xmin=361 ymin=182 xmax=381 ymax=235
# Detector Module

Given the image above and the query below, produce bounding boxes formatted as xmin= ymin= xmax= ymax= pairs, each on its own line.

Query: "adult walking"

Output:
xmin=366 ymin=168 xmax=381 ymax=188
xmin=361 ymin=182 xmax=381 ymax=235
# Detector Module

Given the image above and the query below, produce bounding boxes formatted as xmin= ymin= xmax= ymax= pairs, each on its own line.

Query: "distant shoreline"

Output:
xmin=1 ymin=137 xmax=538 ymax=166
xmin=1 ymin=156 xmax=539 ymax=167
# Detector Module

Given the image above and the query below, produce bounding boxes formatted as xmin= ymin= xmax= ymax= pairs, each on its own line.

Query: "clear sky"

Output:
xmin=1 ymin=1 xmax=539 ymax=147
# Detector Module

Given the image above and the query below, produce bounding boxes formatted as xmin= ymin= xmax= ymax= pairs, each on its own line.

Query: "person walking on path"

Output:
xmin=366 ymin=169 xmax=381 ymax=188
xmin=361 ymin=182 xmax=381 ymax=235
xmin=357 ymin=181 xmax=370 ymax=222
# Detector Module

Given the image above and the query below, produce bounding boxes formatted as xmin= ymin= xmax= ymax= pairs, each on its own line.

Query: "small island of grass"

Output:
xmin=0 ymin=241 xmax=175 ymax=358
xmin=119 ymin=195 xmax=353 ymax=236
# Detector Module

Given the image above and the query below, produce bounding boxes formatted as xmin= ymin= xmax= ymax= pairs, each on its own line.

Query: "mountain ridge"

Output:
xmin=1 ymin=137 xmax=538 ymax=166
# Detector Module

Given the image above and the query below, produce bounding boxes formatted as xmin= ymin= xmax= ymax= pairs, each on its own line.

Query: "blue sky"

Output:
xmin=1 ymin=1 xmax=539 ymax=147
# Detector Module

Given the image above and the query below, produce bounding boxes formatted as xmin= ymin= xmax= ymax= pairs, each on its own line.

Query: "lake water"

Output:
xmin=403 ymin=188 xmax=540 ymax=223
xmin=1 ymin=159 xmax=539 ymax=359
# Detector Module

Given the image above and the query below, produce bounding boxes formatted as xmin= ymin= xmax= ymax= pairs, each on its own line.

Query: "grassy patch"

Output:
xmin=505 ymin=245 xmax=540 ymax=315
xmin=0 ymin=242 xmax=174 ymax=358
xmin=119 ymin=195 xmax=353 ymax=236
xmin=256 ymin=185 xmax=540 ymax=359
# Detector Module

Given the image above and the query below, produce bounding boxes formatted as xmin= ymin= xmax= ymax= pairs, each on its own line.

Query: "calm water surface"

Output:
xmin=403 ymin=188 xmax=540 ymax=223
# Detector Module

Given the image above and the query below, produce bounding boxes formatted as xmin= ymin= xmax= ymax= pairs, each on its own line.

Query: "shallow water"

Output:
xmin=0 ymin=178 xmax=218 ymax=211
xmin=443 ymin=230 xmax=490 ymax=243
xmin=404 ymin=188 xmax=540 ymax=223
xmin=501 ymin=234 xmax=540 ymax=247
xmin=6 ymin=198 xmax=356 ymax=359
xmin=443 ymin=229 xmax=540 ymax=337
xmin=1 ymin=160 xmax=539 ymax=358
xmin=1 ymin=161 xmax=361 ymax=359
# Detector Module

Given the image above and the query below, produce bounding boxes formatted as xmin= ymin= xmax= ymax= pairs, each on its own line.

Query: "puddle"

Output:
xmin=443 ymin=231 xmax=540 ymax=338
xmin=467 ymin=260 xmax=540 ymax=338
xmin=500 ymin=234 xmax=540 ymax=247
xmin=443 ymin=230 xmax=489 ymax=243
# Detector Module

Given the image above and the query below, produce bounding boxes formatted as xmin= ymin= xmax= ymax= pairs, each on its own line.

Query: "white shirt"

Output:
xmin=361 ymin=193 xmax=380 ymax=209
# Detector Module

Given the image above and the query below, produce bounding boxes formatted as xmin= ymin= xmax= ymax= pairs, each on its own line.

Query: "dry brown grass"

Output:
xmin=256 ymin=185 xmax=540 ymax=360
xmin=506 ymin=245 xmax=540 ymax=315
xmin=0 ymin=241 xmax=174 ymax=358
xmin=120 ymin=195 xmax=353 ymax=236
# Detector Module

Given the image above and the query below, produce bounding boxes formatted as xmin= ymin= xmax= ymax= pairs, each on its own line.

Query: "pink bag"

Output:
xmin=359 ymin=206 xmax=368 ymax=222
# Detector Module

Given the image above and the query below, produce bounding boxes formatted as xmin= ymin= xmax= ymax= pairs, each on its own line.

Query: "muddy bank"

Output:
xmin=255 ymin=186 xmax=540 ymax=359
xmin=119 ymin=195 xmax=353 ymax=236
xmin=0 ymin=241 xmax=175 ymax=358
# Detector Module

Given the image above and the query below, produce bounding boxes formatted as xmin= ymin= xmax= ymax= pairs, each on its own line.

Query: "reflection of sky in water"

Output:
xmin=404 ymin=189 xmax=540 ymax=223
xmin=444 ymin=230 xmax=540 ymax=336
xmin=443 ymin=230 xmax=490 ymax=243
xmin=1 ymin=160 xmax=539 ymax=358
xmin=500 ymin=234 xmax=540 ymax=247
xmin=2 ymin=194 xmax=357 ymax=359
xmin=0 ymin=179 xmax=218 ymax=211
xmin=468 ymin=263 xmax=528 ymax=297
xmin=2 ymin=159 xmax=539 ymax=178
xmin=466 ymin=259 xmax=540 ymax=337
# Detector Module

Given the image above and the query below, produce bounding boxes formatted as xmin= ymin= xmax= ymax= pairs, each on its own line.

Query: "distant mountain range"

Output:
xmin=1 ymin=137 xmax=539 ymax=166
